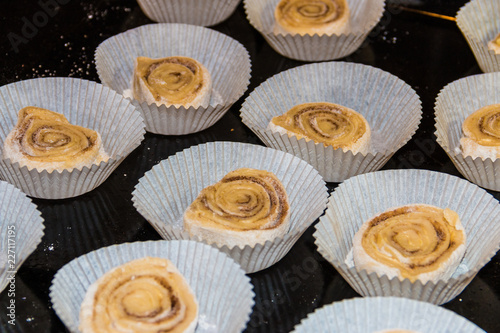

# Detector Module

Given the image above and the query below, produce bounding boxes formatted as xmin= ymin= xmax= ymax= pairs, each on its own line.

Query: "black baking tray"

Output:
xmin=0 ymin=0 xmax=499 ymax=332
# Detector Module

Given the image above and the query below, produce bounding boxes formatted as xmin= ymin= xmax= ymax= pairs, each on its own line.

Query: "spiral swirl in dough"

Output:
xmin=460 ymin=103 xmax=500 ymax=160
xmin=133 ymin=56 xmax=212 ymax=108
xmin=79 ymin=257 xmax=198 ymax=333
xmin=352 ymin=204 xmax=466 ymax=283
xmin=273 ymin=0 xmax=350 ymax=36
xmin=268 ymin=102 xmax=370 ymax=154
xmin=2 ymin=106 xmax=108 ymax=172
xmin=183 ymin=168 xmax=290 ymax=248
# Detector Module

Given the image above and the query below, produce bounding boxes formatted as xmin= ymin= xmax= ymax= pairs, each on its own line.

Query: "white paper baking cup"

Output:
xmin=435 ymin=72 xmax=500 ymax=191
xmin=243 ymin=0 xmax=385 ymax=61
xmin=456 ymin=0 xmax=500 ymax=73
xmin=137 ymin=0 xmax=241 ymax=26
xmin=292 ymin=297 xmax=486 ymax=332
xmin=240 ymin=61 xmax=422 ymax=183
xmin=0 ymin=77 xmax=145 ymax=199
xmin=0 ymin=180 xmax=44 ymax=293
xmin=132 ymin=141 xmax=328 ymax=273
xmin=50 ymin=240 xmax=254 ymax=333
xmin=95 ymin=23 xmax=251 ymax=135
xmin=314 ymin=169 xmax=500 ymax=305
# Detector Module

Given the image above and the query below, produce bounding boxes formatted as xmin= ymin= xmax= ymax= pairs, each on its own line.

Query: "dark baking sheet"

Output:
xmin=0 ymin=0 xmax=499 ymax=332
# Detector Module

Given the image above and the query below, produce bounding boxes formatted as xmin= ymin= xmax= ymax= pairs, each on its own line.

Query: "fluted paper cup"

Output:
xmin=435 ymin=72 xmax=500 ymax=191
xmin=0 ymin=77 xmax=145 ymax=199
xmin=95 ymin=23 xmax=251 ymax=135
xmin=314 ymin=169 xmax=500 ymax=305
xmin=132 ymin=141 xmax=328 ymax=273
xmin=50 ymin=240 xmax=254 ymax=333
xmin=137 ymin=0 xmax=241 ymax=26
xmin=243 ymin=0 xmax=384 ymax=61
xmin=292 ymin=297 xmax=486 ymax=332
xmin=0 ymin=180 xmax=44 ymax=293
xmin=456 ymin=0 xmax=500 ymax=73
xmin=240 ymin=61 xmax=422 ymax=183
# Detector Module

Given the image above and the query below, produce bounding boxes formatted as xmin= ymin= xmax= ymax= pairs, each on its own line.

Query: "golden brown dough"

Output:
xmin=273 ymin=0 xmax=350 ymax=36
xmin=268 ymin=102 xmax=370 ymax=154
xmin=487 ymin=32 xmax=500 ymax=54
xmin=2 ymin=106 xmax=108 ymax=172
xmin=183 ymin=168 xmax=290 ymax=248
xmin=79 ymin=257 xmax=198 ymax=333
xmin=460 ymin=103 xmax=500 ymax=160
xmin=133 ymin=56 xmax=211 ymax=108
xmin=352 ymin=204 xmax=466 ymax=283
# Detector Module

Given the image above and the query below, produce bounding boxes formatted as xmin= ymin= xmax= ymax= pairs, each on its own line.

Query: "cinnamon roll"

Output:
xmin=460 ymin=103 xmax=500 ymax=160
xmin=3 ymin=106 xmax=108 ymax=172
xmin=79 ymin=257 xmax=198 ymax=333
xmin=268 ymin=102 xmax=370 ymax=154
xmin=133 ymin=56 xmax=212 ymax=108
xmin=487 ymin=32 xmax=500 ymax=54
xmin=273 ymin=0 xmax=350 ymax=36
xmin=352 ymin=204 xmax=466 ymax=283
xmin=183 ymin=168 xmax=290 ymax=248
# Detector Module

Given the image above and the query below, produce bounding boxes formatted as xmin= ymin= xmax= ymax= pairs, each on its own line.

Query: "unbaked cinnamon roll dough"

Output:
xmin=3 ymin=106 xmax=108 ymax=172
xmin=133 ymin=56 xmax=212 ymax=108
xmin=460 ymin=103 xmax=500 ymax=160
xmin=79 ymin=257 xmax=198 ymax=333
xmin=487 ymin=32 xmax=500 ymax=54
xmin=183 ymin=168 xmax=290 ymax=248
xmin=268 ymin=102 xmax=370 ymax=154
xmin=352 ymin=204 xmax=466 ymax=284
xmin=273 ymin=0 xmax=350 ymax=36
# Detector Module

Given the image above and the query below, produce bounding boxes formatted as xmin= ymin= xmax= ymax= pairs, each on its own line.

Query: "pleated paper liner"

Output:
xmin=291 ymin=297 xmax=486 ymax=332
xmin=0 ymin=180 xmax=44 ymax=293
xmin=0 ymin=78 xmax=145 ymax=199
xmin=50 ymin=240 xmax=254 ymax=333
xmin=95 ymin=23 xmax=251 ymax=135
xmin=240 ymin=61 xmax=422 ymax=183
xmin=137 ymin=0 xmax=241 ymax=26
xmin=313 ymin=169 xmax=500 ymax=305
xmin=132 ymin=141 xmax=328 ymax=273
xmin=243 ymin=0 xmax=384 ymax=61
xmin=434 ymin=72 xmax=500 ymax=191
xmin=456 ymin=0 xmax=500 ymax=73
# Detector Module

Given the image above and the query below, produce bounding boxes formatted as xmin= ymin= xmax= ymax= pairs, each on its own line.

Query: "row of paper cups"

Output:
xmin=3 ymin=143 xmax=498 ymax=331
xmin=134 ymin=0 xmax=500 ymax=71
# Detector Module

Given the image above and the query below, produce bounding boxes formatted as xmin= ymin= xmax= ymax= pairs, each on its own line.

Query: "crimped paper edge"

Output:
xmin=49 ymin=240 xmax=255 ymax=333
xmin=131 ymin=141 xmax=328 ymax=273
xmin=313 ymin=169 xmax=500 ymax=304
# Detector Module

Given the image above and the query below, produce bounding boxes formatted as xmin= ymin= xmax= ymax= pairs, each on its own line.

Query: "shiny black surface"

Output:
xmin=0 ymin=0 xmax=499 ymax=332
